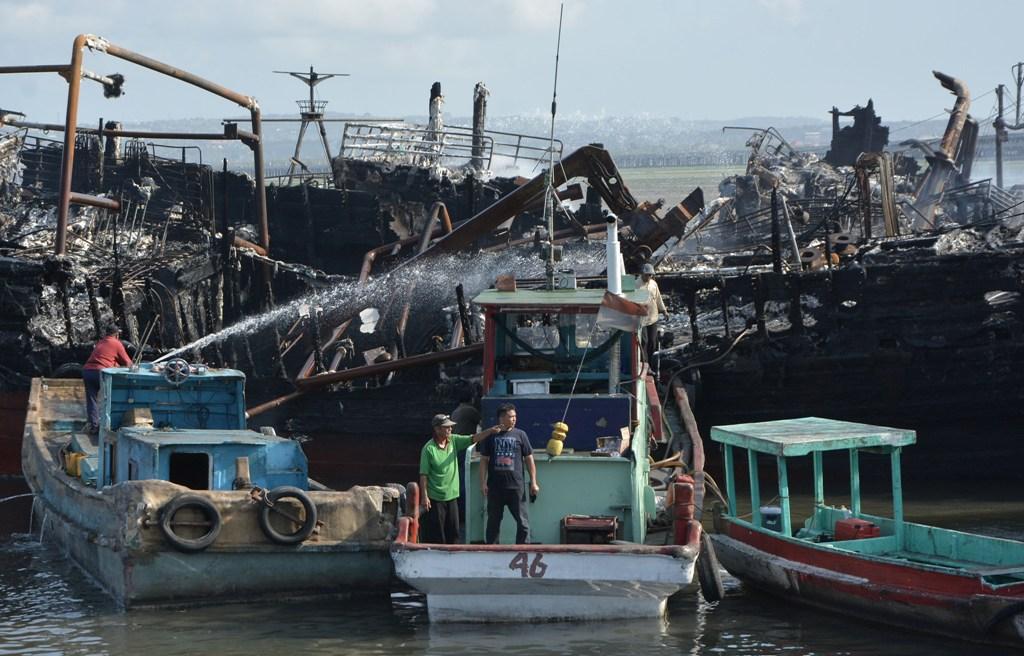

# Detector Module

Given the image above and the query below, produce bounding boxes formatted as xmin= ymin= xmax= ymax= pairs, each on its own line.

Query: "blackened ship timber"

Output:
xmin=658 ymin=240 xmax=1024 ymax=478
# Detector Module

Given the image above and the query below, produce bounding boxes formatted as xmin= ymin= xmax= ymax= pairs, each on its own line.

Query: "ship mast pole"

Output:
xmin=1014 ymin=62 xmax=1024 ymax=128
xmin=543 ymin=3 xmax=564 ymax=290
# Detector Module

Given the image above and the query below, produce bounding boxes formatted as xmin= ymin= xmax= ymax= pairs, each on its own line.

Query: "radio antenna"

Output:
xmin=543 ymin=3 xmax=564 ymax=290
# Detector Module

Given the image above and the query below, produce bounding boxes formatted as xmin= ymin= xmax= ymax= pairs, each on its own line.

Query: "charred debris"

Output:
xmin=652 ymin=71 xmax=1024 ymax=463
xmin=1 ymin=40 xmax=1022 ymax=479
xmin=0 ymin=37 xmax=697 ymax=481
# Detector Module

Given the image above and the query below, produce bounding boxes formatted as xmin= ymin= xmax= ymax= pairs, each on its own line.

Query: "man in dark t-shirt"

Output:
xmin=478 ymin=403 xmax=539 ymax=544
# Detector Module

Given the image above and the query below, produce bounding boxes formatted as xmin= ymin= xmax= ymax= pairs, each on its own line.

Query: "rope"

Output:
xmin=560 ymin=323 xmax=598 ymax=423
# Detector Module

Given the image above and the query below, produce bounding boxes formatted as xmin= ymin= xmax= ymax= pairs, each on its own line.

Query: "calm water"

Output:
xmin=1 ymin=478 xmax=1020 ymax=656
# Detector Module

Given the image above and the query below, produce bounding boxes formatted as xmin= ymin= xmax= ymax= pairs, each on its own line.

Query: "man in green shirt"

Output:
xmin=419 ymin=413 xmax=500 ymax=544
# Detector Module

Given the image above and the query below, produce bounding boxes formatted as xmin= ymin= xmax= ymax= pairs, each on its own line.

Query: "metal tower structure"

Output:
xmin=273 ymin=66 xmax=349 ymax=184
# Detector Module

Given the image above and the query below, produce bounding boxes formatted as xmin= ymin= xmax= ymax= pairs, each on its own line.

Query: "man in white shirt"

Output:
xmin=640 ymin=263 xmax=667 ymax=373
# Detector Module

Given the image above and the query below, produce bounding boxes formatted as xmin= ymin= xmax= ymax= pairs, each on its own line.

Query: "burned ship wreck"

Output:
xmin=0 ymin=35 xmax=698 ymax=485
xmin=1 ymin=36 xmax=1021 ymax=484
xmin=653 ymin=72 xmax=1024 ymax=474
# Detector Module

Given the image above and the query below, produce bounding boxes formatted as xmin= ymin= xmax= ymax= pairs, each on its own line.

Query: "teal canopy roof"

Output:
xmin=710 ymin=417 xmax=916 ymax=456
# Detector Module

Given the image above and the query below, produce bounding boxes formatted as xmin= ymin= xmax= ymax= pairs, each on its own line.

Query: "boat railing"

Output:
xmin=340 ymin=122 xmax=562 ymax=173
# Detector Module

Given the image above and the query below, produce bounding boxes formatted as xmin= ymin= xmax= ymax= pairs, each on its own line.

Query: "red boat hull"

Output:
xmin=711 ymin=520 xmax=1024 ymax=648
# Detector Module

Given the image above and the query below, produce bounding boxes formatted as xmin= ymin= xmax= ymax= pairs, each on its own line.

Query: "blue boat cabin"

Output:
xmin=94 ymin=363 xmax=307 ymax=491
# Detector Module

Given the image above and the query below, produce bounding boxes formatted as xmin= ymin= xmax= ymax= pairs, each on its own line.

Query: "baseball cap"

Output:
xmin=432 ymin=414 xmax=457 ymax=428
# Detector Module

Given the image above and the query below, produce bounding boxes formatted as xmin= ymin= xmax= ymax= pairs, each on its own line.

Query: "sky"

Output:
xmin=0 ymin=0 xmax=1021 ymax=125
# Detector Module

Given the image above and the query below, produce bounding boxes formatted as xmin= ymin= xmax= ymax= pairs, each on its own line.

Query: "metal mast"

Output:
xmin=543 ymin=4 xmax=564 ymax=290
xmin=274 ymin=66 xmax=349 ymax=184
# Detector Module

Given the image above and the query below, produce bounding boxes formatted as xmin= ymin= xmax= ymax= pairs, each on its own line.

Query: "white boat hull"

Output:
xmin=391 ymin=543 xmax=697 ymax=622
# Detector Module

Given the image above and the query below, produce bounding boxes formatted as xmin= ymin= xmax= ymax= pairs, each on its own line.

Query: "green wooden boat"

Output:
xmin=708 ymin=417 xmax=1024 ymax=649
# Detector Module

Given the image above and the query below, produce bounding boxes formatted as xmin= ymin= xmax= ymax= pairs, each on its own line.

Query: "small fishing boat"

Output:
xmin=22 ymin=360 xmax=402 ymax=607
xmin=391 ymin=222 xmax=708 ymax=622
xmin=708 ymin=417 xmax=1024 ymax=649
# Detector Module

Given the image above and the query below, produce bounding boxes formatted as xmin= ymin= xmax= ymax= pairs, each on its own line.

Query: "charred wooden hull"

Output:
xmin=659 ymin=245 xmax=1024 ymax=474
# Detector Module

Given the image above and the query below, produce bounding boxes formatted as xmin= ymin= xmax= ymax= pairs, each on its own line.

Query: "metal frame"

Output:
xmin=0 ymin=34 xmax=270 ymax=256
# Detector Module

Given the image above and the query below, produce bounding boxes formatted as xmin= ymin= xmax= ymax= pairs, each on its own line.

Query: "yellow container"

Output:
xmin=65 ymin=452 xmax=85 ymax=477
xmin=546 ymin=438 xmax=564 ymax=456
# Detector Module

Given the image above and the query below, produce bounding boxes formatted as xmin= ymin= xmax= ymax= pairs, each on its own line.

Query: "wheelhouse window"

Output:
xmin=169 ymin=452 xmax=210 ymax=490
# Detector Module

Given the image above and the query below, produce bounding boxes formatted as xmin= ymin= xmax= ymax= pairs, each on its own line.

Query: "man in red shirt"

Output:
xmin=82 ymin=325 xmax=133 ymax=433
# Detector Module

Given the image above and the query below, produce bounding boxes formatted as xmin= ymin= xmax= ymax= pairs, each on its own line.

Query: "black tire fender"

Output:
xmin=697 ymin=530 xmax=725 ymax=603
xmin=160 ymin=494 xmax=222 ymax=553
xmin=53 ymin=362 xmax=84 ymax=378
xmin=257 ymin=486 xmax=318 ymax=545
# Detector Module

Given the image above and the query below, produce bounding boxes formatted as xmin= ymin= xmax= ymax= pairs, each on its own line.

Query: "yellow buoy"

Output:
xmin=551 ymin=429 xmax=567 ymax=441
xmin=546 ymin=438 xmax=564 ymax=456
xmin=551 ymin=421 xmax=569 ymax=443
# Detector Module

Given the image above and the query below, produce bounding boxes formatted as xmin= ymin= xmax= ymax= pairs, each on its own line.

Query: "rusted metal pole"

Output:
xmin=296 ymin=343 xmax=483 ymax=390
xmin=68 ymin=192 xmax=120 ymax=211
xmin=232 ymin=235 xmax=266 ymax=256
xmin=55 ymin=35 xmax=89 ymax=256
xmin=248 ymin=343 xmax=484 ymax=417
xmin=249 ymin=107 xmax=269 ymax=253
xmin=0 ymin=64 xmax=69 ymax=74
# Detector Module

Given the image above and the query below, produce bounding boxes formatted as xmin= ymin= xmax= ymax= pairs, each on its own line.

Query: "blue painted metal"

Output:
xmin=95 ymin=363 xmax=307 ymax=491
xmin=812 ymin=451 xmax=824 ymax=508
xmin=724 ymin=444 xmax=736 ymax=516
xmin=748 ymin=449 xmax=760 ymax=528
xmin=116 ymin=427 xmax=306 ymax=490
xmin=891 ymin=447 xmax=904 ymax=549
xmin=777 ymin=455 xmax=792 ymax=536
xmin=850 ymin=449 xmax=861 ymax=515
xmin=480 ymin=394 xmax=630 ymax=451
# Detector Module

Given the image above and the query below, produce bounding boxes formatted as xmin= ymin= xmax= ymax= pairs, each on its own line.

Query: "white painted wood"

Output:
xmin=392 ymin=547 xmax=696 ymax=622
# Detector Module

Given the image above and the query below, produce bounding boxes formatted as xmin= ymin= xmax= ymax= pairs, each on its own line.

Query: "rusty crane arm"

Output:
xmin=413 ymin=144 xmax=638 ymax=257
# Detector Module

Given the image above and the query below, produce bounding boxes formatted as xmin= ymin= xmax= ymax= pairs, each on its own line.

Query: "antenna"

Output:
xmin=543 ymin=3 xmax=564 ymax=290
xmin=273 ymin=67 xmax=351 ymax=183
